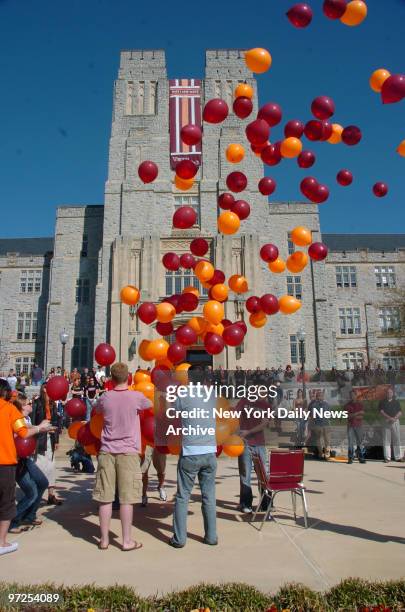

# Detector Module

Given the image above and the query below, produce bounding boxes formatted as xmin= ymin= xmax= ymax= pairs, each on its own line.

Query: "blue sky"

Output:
xmin=0 ymin=0 xmax=404 ymax=238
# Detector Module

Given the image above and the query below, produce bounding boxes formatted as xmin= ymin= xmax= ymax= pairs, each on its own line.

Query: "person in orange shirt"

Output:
xmin=0 ymin=380 xmax=51 ymax=556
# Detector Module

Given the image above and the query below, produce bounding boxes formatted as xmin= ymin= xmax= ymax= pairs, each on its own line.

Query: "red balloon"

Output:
xmin=310 ymin=183 xmax=330 ymax=204
xmin=381 ymin=74 xmax=405 ymax=105
xmin=297 ymin=150 xmax=315 ymax=168
xmin=180 ymin=253 xmax=195 ymax=269
xmin=173 ymin=206 xmax=197 ymax=229
xmin=162 ymin=252 xmax=180 ymax=271
xmin=284 ymin=119 xmax=305 ymax=138
xmin=180 ymin=124 xmax=202 ymax=146
xmin=258 ymin=177 xmax=277 ymax=195
xmin=246 ymin=296 xmax=262 ymax=314
xmin=15 ymin=436 xmax=36 ymax=458
xmin=261 ymin=143 xmax=282 ymax=166
xmin=65 ymin=398 xmax=86 ymax=419
xmin=141 ymin=414 xmax=155 ymax=445
xmin=222 ymin=324 xmax=245 ymax=347
xmin=260 ymin=294 xmax=280 ymax=315
xmin=258 ymin=103 xmax=283 ymax=127
xmin=287 ymin=3 xmax=313 ymax=28
xmin=190 ymin=238 xmax=209 ymax=256
xmin=77 ymin=423 xmax=98 ymax=447
xmin=373 ymin=182 xmax=389 ymax=198
xmin=150 ymin=365 xmax=171 ymax=388
xmin=165 ymin=295 xmax=182 ymax=314
xmin=342 ymin=125 xmax=362 ymax=146
xmin=221 ymin=319 xmax=232 ymax=328
xmin=226 ymin=171 xmax=248 ymax=193
xmin=138 ymin=161 xmax=158 ymax=184
xmin=203 ymin=99 xmax=229 ymax=123
xmin=46 ymin=375 xmax=69 ymax=401
xmin=175 ymin=160 xmax=198 ymax=180
xmin=167 ymin=342 xmax=187 ymax=364
xmin=176 ymin=324 xmax=198 ymax=346
xmin=156 ymin=321 xmax=174 ymax=336
xmin=323 ymin=0 xmax=347 ymax=19
xmin=337 ymin=169 xmax=353 ymax=186
xmin=251 ymin=142 xmax=268 ymax=155
xmin=231 ymin=199 xmax=250 ymax=220
xmin=311 ymin=96 xmax=335 ymax=120
xmin=216 ymin=445 xmax=223 ymax=457
xmin=308 ymin=242 xmax=328 ymax=261
xmin=260 ymin=243 xmax=279 ymax=262
xmin=178 ymin=292 xmax=199 ymax=312
xmin=304 ymin=120 xmax=324 ymax=141
xmin=204 ymin=333 xmax=225 ymax=355
xmin=137 ymin=302 xmax=157 ymax=324
xmin=94 ymin=343 xmax=116 ymax=367
xmin=233 ymin=96 xmax=253 ymax=119
xmin=208 ymin=269 xmax=226 ymax=285
xmin=300 ymin=176 xmax=318 ymax=199
xmin=235 ymin=320 xmax=248 ymax=335
xmin=245 ymin=119 xmax=270 ymax=146
xmin=319 ymin=121 xmax=333 ymax=141
xmin=218 ymin=193 xmax=235 ymax=210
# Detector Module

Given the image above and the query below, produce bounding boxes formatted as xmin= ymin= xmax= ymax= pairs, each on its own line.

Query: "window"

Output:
xmin=382 ymin=353 xmax=405 ymax=370
xmin=287 ymin=276 xmax=302 ymax=300
xmin=339 ymin=307 xmax=361 ymax=334
xmin=81 ymin=234 xmax=88 ymax=257
xmin=375 ymin=266 xmax=396 ymax=288
xmin=17 ymin=312 xmax=37 ymax=340
xmin=20 ymin=270 xmax=42 ymax=293
xmin=149 ymin=81 xmax=157 ymax=114
xmin=336 ymin=266 xmax=357 ymax=288
xmin=379 ymin=307 xmax=401 ymax=333
xmin=15 ymin=356 xmax=35 ymax=376
xmin=341 ymin=352 xmax=365 ymax=369
xmin=174 ymin=195 xmax=200 ymax=226
xmin=71 ymin=337 xmax=89 ymax=368
xmin=287 ymin=233 xmax=295 ymax=255
xmin=76 ymin=279 xmax=90 ymax=305
xmin=165 ymin=269 xmax=209 ymax=296
xmin=214 ymin=80 xmax=221 ymax=98
xmin=126 ymin=81 xmax=135 ymax=114
xmin=290 ymin=335 xmax=305 ymax=365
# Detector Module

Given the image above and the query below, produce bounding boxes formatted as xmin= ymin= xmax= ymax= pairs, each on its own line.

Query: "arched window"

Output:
xmin=341 ymin=352 xmax=365 ymax=370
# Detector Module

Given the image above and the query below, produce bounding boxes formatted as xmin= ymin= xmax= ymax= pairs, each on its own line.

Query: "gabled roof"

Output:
xmin=323 ymin=234 xmax=405 ymax=252
xmin=0 ymin=237 xmax=54 ymax=256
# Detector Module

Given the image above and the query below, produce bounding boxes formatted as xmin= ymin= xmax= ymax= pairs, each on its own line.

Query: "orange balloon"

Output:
xmin=138 ymin=339 xmax=152 ymax=361
xmin=174 ymin=362 xmax=191 ymax=383
xmin=245 ymin=48 xmax=272 ymax=74
xmin=182 ymin=286 xmax=199 ymax=298
xmin=133 ymin=369 xmax=151 ymax=384
xmin=148 ymin=338 xmax=170 ymax=361
xmin=120 ymin=285 xmax=140 ymax=306
xmin=216 ymin=420 xmax=232 ymax=445
xmin=218 ymin=211 xmax=240 ymax=235
xmin=167 ymin=434 xmax=181 ymax=455
xmin=68 ymin=421 xmax=84 ymax=440
xmin=280 ymin=137 xmax=303 ymax=159
xmin=203 ymin=300 xmax=224 ymax=325
xmin=84 ymin=443 xmax=99 ymax=456
xmin=397 ymin=140 xmax=405 ymax=157
xmin=194 ymin=260 xmax=215 ymax=283
xmin=328 ymin=124 xmax=343 ymax=145
xmin=156 ymin=302 xmax=176 ymax=323
xmin=188 ymin=316 xmax=207 ymax=336
xmin=211 ymin=283 xmax=229 ymax=301
xmin=278 ymin=295 xmax=302 ymax=315
xmin=287 ymin=251 xmax=308 ymax=273
xmin=370 ymin=69 xmax=391 ymax=93
xmin=134 ymin=381 xmax=155 ymax=401
xmin=290 ymin=226 xmax=312 ymax=247
xmin=223 ymin=434 xmax=245 ymax=457
xmin=89 ymin=413 xmax=104 ymax=439
xmin=268 ymin=258 xmax=286 ymax=274
xmin=205 ymin=322 xmax=224 ymax=336
xmin=249 ymin=311 xmax=267 ymax=328
xmin=340 ymin=0 xmax=367 ymax=26
xmin=174 ymin=175 xmax=194 ymax=191
xmin=228 ymin=274 xmax=249 ymax=294
xmin=234 ymin=83 xmax=254 ymax=99
xmin=226 ymin=143 xmax=245 ymax=164
xmin=155 ymin=357 xmax=173 ymax=369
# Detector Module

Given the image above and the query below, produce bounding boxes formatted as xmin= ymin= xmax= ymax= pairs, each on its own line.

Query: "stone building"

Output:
xmin=0 ymin=49 xmax=404 ymax=376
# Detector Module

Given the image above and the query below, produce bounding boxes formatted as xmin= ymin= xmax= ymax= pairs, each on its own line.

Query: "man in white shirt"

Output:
xmin=6 ymin=370 xmax=17 ymax=391
xmin=95 ymin=366 xmax=106 ymax=385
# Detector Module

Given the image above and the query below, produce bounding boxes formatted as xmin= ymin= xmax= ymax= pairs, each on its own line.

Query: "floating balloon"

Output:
xmin=223 ymin=434 xmax=245 ymax=457
xmin=246 ymin=296 xmax=262 ymax=314
xmin=268 ymin=257 xmax=286 ymax=274
xmin=369 ymin=69 xmax=391 ymax=93
xmin=279 ymin=295 xmax=302 ymax=315
xmin=381 ymin=74 xmax=405 ymax=105
xmin=297 ymin=150 xmax=315 ymax=168
xmin=280 ymin=137 xmax=303 ymax=158
xmin=180 ymin=253 xmax=195 ymax=269
xmin=173 ymin=206 xmax=197 ymax=229
xmin=167 ymin=342 xmax=187 ymax=364
xmin=249 ymin=311 xmax=267 ymax=328
xmin=137 ymin=302 xmax=157 ymax=325
xmin=246 ymin=119 xmax=270 ymax=146
xmin=176 ymin=160 xmax=198 ymax=180
xmin=235 ymin=83 xmax=254 ymax=99
xmin=311 ymin=183 xmax=330 ymax=204
xmin=397 ymin=140 xmax=405 ymax=157
xmin=245 ymin=48 xmax=272 ymax=74
xmin=204 ymin=332 xmax=225 ymax=355
xmin=195 ymin=260 xmax=215 ymax=282
xmin=174 ymin=325 xmax=197 ymax=346
xmin=156 ymin=321 xmax=174 ymax=336
xmin=179 ymin=292 xmax=199 ymax=312
xmin=304 ymin=120 xmax=324 ymax=141
xmin=141 ymin=414 xmax=155 ymax=445
xmin=134 ymin=370 xmax=151 ymax=384
xmin=323 ymin=0 xmax=347 ymax=19
xmin=138 ymin=161 xmax=158 ymax=184
xmin=308 ymin=242 xmax=328 ymax=261
xmin=287 ymin=251 xmax=308 ymax=273
xmin=258 ymin=102 xmax=282 ymax=127
xmin=208 ymin=270 xmax=226 ymax=286
xmin=65 ymin=398 xmax=86 ymax=419
xmin=218 ymin=211 xmax=240 ymax=235
xmin=190 ymin=238 xmax=209 ymax=257
xmin=156 ymin=302 xmax=176 ymax=323
xmin=373 ymin=182 xmax=388 ymax=198
xmin=211 ymin=283 xmax=229 ymax=302
xmin=174 ymin=175 xmax=194 ymax=191
xmin=77 ymin=423 xmax=98 ymax=447
xmin=222 ymin=324 xmax=245 ymax=347
xmin=226 ymin=171 xmax=247 ymax=193
xmin=180 ymin=124 xmax=202 ymax=146
xmin=291 ymin=226 xmax=312 ymax=247
xmin=260 ymin=294 xmax=279 ymax=315
xmin=94 ymin=343 xmax=116 ymax=367
xmin=138 ymin=339 xmax=152 ymax=361
xmin=205 ymin=322 xmax=224 ymax=336
xmin=228 ymin=274 xmax=249 ymax=293
xmin=287 ymin=3 xmax=313 ymax=28
xmin=233 ymin=96 xmax=253 ymax=119
xmin=311 ymin=96 xmax=335 ymax=120
xmin=217 ymin=193 xmax=234 ymax=211
xmin=261 ymin=143 xmax=282 ymax=166
xmin=203 ymin=300 xmax=224 ymax=325
xmin=258 ymin=177 xmax=277 ymax=195
xmin=342 ymin=125 xmax=362 ymax=146
xmin=300 ymin=176 xmax=318 ymax=199
xmin=231 ymin=199 xmax=250 ymax=220
xmin=337 ymin=169 xmax=353 ymax=186
xmin=68 ymin=421 xmax=83 ymax=441
xmin=319 ymin=121 xmax=333 ymax=141
xmin=120 ymin=285 xmax=140 ymax=306
xmin=84 ymin=441 xmax=101 ymax=456
xmin=147 ymin=339 xmax=169 ymax=361
xmin=328 ymin=123 xmax=343 ymax=144
xmin=260 ymin=243 xmax=279 ymax=263
xmin=284 ymin=119 xmax=305 ymax=138
xmin=203 ymin=98 xmax=229 ymax=123
xmin=162 ymin=252 xmax=180 ymax=271
xmin=225 ymin=143 xmax=245 ymax=164
xmin=15 ymin=436 xmax=36 ymax=458
xmin=135 ymin=381 xmax=155 ymax=401
xmin=46 ymin=375 xmax=69 ymax=401
xmin=340 ymin=0 xmax=367 ymax=26
xmin=188 ymin=317 xmax=207 ymax=336
xmin=90 ymin=413 xmax=104 ymax=439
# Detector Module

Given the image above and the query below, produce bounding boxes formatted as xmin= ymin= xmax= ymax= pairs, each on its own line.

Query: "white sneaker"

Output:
xmin=0 ymin=542 xmax=18 ymax=556
xmin=158 ymin=487 xmax=167 ymax=502
xmin=240 ymin=506 xmax=253 ymax=514
xmin=141 ymin=495 xmax=148 ymax=507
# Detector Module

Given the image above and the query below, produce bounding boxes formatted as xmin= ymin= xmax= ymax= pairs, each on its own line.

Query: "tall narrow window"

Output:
xmin=16 ymin=312 xmax=37 ymax=340
xmin=71 ymin=337 xmax=89 ymax=368
xmin=149 ymin=81 xmax=157 ymax=114
xmin=76 ymin=279 xmax=90 ymax=305
xmin=126 ymin=81 xmax=135 ymax=115
xmin=287 ymin=276 xmax=302 ymax=300
xmin=81 ymin=234 xmax=88 ymax=258
xmin=137 ymin=81 xmax=145 ymax=114
xmin=339 ymin=307 xmax=361 ymax=334
xmin=336 ymin=265 xmax=357 ymax=288
xmin=287 ymin=232 xmax=295 ymax=255
xmin=20 ymin=270 xmax=42 ymax=293
xmin=214 ymin=80 xmax=221 ymax=98
xmin=379 ymin=307 xmax=401 ymax=333
xmin=224 ymin=80 xmax=233 ymax=107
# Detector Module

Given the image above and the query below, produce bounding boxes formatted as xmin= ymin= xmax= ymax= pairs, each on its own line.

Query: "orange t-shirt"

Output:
xmin=0 ymin=398 xmax=28 ymax=465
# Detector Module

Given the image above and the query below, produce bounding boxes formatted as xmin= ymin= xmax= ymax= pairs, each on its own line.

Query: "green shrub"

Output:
xmin=155 ymin=582 xmax=272 ymax=611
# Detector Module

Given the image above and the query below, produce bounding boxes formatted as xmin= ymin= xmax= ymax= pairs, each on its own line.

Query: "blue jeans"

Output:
xmin=11 ymin=460 xmax=49 ymax=527
xmin=172 ymin=453 xmax=217 ymax=546
xmin=348 ymin=426 xmax=365 ymax=460
xmin=238 ymin=444 xmax=268 ymax=509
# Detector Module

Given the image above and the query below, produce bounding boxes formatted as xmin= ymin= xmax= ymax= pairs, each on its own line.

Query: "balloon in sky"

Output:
xmin=304 ymin=120 xmax=324 ymax=141
xmin=311 ymin=96 xmax=335 ymax=120
xmin=245 ymin=48 xmax=272 ymax=73
xmin=280 ymin=137 xmax=303 ymax=158
xmin=226 ymin=171 xmax=248 ymax=193
xmin=323 ymin=0 xmax=347 ymax=19
xmin=231 ymin=199 xmax=251 ymax=220
xmin=297 ymin=150 xmax=315 ymax=168
xmin=381 ymin=74 xmax=405 ymax=105
xmin=369 ymin=69 xmax=391 ymax=93
xmin=286 ymin=3 xmax=313 ymax=28
xmin=340 ymin=0 xmax=368 ymax=26
xmin=258 ymin=177 xmax=277 ymax=195
xmin=373 ymin=182 xmax=389 ymax=198
xmin=308 ymin=242 xmax=328 ymax=261
xmin=218 ymin=192 xmax=235 ymax=210
xmin=245 ymin=119 xmax=270 ymax=146
xmin=138 ymin=161 xmax=158 ymax=184
xmin=260 ymin=243 xmax=279 ymax=263
xmin=258 ymin=102 xmax=282 ymax=127
xmin=217 ymin=211 xmax=240 ymax=235
xmin=233 ymin=96 xmax=253 ymax=119
xmin=94 ymin=344 xmax=116 ymax=367
xmin=226 ymin=143 xmax=245 ymax=163
xmin=120 ymin=285 xmax=140 ymax=306
xmin=397 ymin=140 xmax=405 ymax=157
xmin=173 ymin=206 xmax=197 ymax=229
xmin=175 ymin=160 xmax=198 ymax=180
xmin=190 ymin=237 xmax=209 ymax=256
xmin=162 ymin=252 xmax=180 ymax=271
xmin=284 ymin=119 xmax=305 ymax=138
xmin=203 ymin=99 xmax=229 ymax=123
xmin=341 ymin=125 xmax=362 ymax=146
xmin=180 ymin=124 xmax=202 ymax=146
xmin=336 ymin=169 xmax=353 ymax=186
xmin=235 ymin=83 xmax=254 ymax=99
xmin=327 ymin=123 xmax=343 ymax=144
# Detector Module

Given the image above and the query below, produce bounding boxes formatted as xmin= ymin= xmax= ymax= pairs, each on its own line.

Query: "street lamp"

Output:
xmin=297 ymin=327 xmax=306 ymax=399
xmin=59 ymin=330 xmax=69 ymax=374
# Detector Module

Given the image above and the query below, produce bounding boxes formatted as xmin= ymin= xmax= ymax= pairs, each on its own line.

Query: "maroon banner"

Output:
xmin=169 ymin=79 xmax=202 ymax=170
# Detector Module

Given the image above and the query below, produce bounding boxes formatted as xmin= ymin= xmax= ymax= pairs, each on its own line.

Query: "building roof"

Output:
xmin=323 ymin=234 xmax=405 ymax=252
xmin=0 ymin=237 xmax=54 ymax=256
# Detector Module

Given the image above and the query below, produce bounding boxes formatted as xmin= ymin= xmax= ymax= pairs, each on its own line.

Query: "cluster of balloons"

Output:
xmin=287 ymin=1 xmax=367 ymax=29
xmin=370 ymin=68 xmax=405 ymax=105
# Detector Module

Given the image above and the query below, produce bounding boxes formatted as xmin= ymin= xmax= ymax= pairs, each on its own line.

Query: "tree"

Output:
xmin=376 ymin=287 xmax=405 ymax=358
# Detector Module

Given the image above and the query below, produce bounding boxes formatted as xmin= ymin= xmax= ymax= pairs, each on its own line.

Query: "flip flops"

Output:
xmin=122 ymin=541 xmax=143 ymax=552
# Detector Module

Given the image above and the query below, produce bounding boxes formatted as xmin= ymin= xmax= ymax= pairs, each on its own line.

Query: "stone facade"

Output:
xmin=0 ymin=50 xmax=404 ymax=376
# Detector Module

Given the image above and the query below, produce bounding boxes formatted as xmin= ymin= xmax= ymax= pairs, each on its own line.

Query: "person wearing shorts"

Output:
xmin=92 ymin=362 xmax=152 ymax=551
xmin=140 ymin=447 xmax=167 ymax=506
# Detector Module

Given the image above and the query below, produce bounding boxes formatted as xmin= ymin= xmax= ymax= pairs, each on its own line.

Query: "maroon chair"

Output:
xmin=251 ymin=449 xmax=308 ymax=530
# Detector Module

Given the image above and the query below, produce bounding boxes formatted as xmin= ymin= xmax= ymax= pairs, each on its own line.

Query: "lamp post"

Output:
xmin=59 ymin=330 xmax=69 ymax=375
xmin=297 ymin=327 xmax=306 ymax=399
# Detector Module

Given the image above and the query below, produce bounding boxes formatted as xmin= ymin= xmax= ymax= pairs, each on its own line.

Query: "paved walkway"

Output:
xmin=2 ymin=443 xmax=405 ymax=597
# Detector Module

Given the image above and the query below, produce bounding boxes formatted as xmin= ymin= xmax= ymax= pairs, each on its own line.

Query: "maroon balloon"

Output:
xmin=137 ymin=302 xmax=157 ymax=324
xmin=173 ymin=206 xmax=197 ymax=229
xmin=180 ymin=253 xmax=195 ymax=269
xmin=162 ymin=252 xmax=180 ymax=271
xmin=251 ymin=142 xmax=268 ymax=155
xmin=175 ymin=325 xmax=198 ymax=346
xmin=258 ymin=102 xmax=283 ymax=127
xmin=233 ymin=96 xmax=253 ymax=119
xmin=381 ymin=74 xmax=405 ymax=105
xmin=342 ymin=125 xmax=362 ymax=146
xmin=203 ymin=98 xmax=229 ymax=123
xmin=373 ymin=182 xmax=389 ymax=198
xmin=246 ymin=296 xmax=262 ymax=314
xmin=178 ymin=292 xmax=199 ymax=312
xmin=167 ymin=342 xmax=187 ymax=364
xmin=297 ymin=150 xmax=315 ymax=168
xmin=47 ymin=375 xmax=69 ymax=401
xmin=221 ymin=319 xmax=232 ymax=328
xmin=77 ymin=423 xmax=98 ymax=447
xmin=300 ymin=176 xmax=318 ymax=198
xmin=320 ymin=121 xmax=333 ymax=141
xmin=260 ymin=294 xmax=280 ymax=315
xmin=216 ymin=445 xmax=223 ymax=457
xmin=180 ymin=124 xmax=202 ymax=146
xmin=204 ymin=333 xmax=225 ymax=355
xmin=15 ymin=436 xmax=36 ymax=459
xmin=175 ymin=159 xmax=198 ymax=180
xmin=286 ymin=3 xmax=313 ymax=28
xmin=311 ymin=96 xmax=335 ymax=120
xmin=141 ymin=414 xmax=155 ymax=445
xmin=138 ymin=160 xmax=158 ymax=184
xmin=308 ymin=242 xmax=328 ymax=261
xmin=222 ymin=324 xmax=245 ymax=347
xmin=156 ymin=321 xmax=174 ymax=336
xmin=231 ymin=199 xmax=250 ymax=220
xmin=258 ymin=177 xmax=277 ymax=195
xmin=150 ymin=365 xmax=171 ymax=389
xmin=284 ymin=119 xmax=305 ymax=138
xmin=337 ymin=169 xmax=353 ymax=186
xmin=245 ymin=119 xmax=270 ymax=146
xmin=165 ymin=295 xmax=182 ymax=314
xmin=261 ymin=143 xmax=282 ymax=166
xmin=94 ymin=343 xmax=116 ymax=368
xmin=65 ymin=398 xmax=86 ymax=419
xmin=218 ymin=192 xmax=235 ymax=210
xmin=226 ymin=171 xmax=248 ymax=193
xmin=304 ymin=120 xmax=324 ymax=141
xmin=190 ymin=237 xmax=209 ymax=256
xmin=209 ymin=269 xmax=226 ymax=285
xmin=323 ymin=0 xmax=347 ymax=19
xmin=260 ymin=243 xmax=279 ymax=263
xmin=310 ymin=183 xmax=330 ymax=204
xmin=235 ymin=320 xmax=248 ymax=335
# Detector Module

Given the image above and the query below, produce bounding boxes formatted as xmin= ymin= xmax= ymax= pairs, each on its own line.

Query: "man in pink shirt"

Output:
xmin=92 ymin=362 xmax=152 ymax=551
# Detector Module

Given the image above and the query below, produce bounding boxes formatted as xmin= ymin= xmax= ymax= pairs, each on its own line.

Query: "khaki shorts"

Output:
xmin=140 ymin=446 xmax=167 ymax=476
xmin=93 ymin=452 xmax=142 ymax=504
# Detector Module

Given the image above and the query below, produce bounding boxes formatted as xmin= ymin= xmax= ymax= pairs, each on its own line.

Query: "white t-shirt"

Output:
xmin=7 ymin=375 xmax=17 ymax=390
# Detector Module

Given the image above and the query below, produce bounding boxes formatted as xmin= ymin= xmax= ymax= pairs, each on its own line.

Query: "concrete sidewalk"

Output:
xmin=2 ymin=446 xmax=405 ymax=597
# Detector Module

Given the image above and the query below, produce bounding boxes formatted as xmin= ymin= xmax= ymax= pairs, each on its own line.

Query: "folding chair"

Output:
xmin=251 ymin=449 xmax=308 ymax=530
